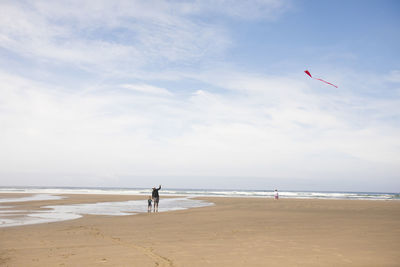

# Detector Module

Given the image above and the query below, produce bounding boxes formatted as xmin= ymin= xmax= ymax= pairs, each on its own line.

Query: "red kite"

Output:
xmin=304 ymin=70 xmax=338 ymax=88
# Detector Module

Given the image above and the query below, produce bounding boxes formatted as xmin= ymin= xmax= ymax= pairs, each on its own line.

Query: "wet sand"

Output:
xmin=0 ymin=193 xmax=399 ymax=266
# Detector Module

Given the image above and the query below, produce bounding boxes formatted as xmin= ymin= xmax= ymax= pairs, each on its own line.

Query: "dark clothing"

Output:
xmin=152 ymin=186 xmax=161 ymax=198
xmin=148 ymin=199 xmax=152 ymax=207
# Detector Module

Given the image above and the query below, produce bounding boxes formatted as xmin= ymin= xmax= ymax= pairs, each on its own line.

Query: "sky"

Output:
xmin=0 ymin=0 xmax=399 ymax=192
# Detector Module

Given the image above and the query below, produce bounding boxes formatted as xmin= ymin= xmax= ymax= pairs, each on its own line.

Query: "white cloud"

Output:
xmin=385 ymin=70 xmax=400 ymax=83
xmin=121 ymin=84 xmax=173 ymax=96
xmin=0 ymin=0 xmax=291 ymax=77
xmin=179 ymin=0 xmax=291 ymax=20
xmin=0 ymin=0 xmax=231 ymax=73
xmin=1 ymin=67 xmax=400 ymax=189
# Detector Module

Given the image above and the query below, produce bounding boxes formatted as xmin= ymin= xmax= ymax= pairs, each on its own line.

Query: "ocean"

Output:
xmin=0 ymin=186 xmax=399 ymax=200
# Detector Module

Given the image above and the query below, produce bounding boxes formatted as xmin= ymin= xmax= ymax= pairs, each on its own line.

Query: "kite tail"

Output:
xmin=313 ymin=78 xmax=338 ymax=88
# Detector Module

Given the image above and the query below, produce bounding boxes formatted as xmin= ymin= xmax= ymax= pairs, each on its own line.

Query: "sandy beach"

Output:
xmin=0 ymin=193 xmax=399 ymax=266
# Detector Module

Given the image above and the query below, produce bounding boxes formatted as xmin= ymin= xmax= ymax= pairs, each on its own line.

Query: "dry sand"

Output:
xmin=0 ymin=193 xmax=399 ymax=266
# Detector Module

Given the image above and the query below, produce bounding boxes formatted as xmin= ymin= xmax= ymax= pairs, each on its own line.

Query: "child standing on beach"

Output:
xmin=147 ymin=196 xmax=152 ymax=212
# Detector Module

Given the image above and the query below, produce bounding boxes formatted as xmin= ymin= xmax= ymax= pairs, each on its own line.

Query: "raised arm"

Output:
xmin=158 ymin=185 xmax=161 ymax=190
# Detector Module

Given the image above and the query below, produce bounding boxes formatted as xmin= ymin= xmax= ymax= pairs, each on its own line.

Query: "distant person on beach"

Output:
xmin=152 ymin=185 xmax=161 ymax=212
xmin=274 ymin=189 xmax=279 ymax=200
xmin=147 ymin=196 xmax=152 ymax=213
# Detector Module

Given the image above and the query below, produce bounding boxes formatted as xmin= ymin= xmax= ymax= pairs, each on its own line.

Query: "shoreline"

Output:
xmin=0 ymin=193 xmax=212 ymax=228
xmin=0 ymin=187 xmax=398 ymax=201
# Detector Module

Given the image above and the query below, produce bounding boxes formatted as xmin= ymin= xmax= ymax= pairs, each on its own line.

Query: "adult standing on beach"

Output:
xmin=152 ymin=185 xmax=161 ymax=212
xmin=274 ymin=189 xmax=279 ymax=200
